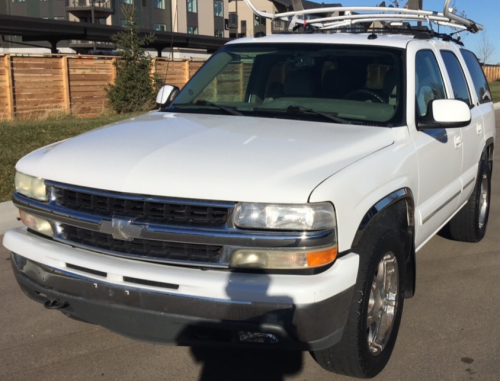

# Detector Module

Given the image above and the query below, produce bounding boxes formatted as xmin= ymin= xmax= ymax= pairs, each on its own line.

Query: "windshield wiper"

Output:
xmin=286 ymin=105 xmax=351 ymax=124
xmin=174 ymin=100 xmax=242 ymax=116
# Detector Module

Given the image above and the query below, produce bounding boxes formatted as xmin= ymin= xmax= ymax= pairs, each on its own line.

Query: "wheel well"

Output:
xmin=352 ymin=190 xmax=416 ymax=298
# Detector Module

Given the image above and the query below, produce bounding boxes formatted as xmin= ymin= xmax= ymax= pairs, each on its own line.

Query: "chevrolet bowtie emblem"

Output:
xmin=99 ymin=217 xmax=144 ymax=241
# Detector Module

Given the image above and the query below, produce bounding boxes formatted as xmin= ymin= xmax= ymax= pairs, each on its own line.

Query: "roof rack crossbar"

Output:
xmin=242 ymin=0 xmax=483 ymax=33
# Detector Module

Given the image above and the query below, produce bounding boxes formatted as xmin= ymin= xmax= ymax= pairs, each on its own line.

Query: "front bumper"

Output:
xmin=4 ymin=228 xmax=359 ymax=350
xmin=12 ymin=253 xmax=354 ymax=350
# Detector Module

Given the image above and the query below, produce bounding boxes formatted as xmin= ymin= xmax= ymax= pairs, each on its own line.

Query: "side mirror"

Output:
xmin=156 ymin=85 xmax=180 ymax=108
xmin=418 ymin=99 xmax=471 ymax=130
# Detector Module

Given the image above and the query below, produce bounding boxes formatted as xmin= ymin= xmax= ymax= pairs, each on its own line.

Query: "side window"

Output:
xmin=415 ymin=50 xmax=446 ymax=117
xmin=440 ymin=51 xmax=472 ymax=106
xmin=460 ymin=49 xmax=492 ymax=104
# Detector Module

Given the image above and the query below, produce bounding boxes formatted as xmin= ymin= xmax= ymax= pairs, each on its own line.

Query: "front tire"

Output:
xmin=312 ymin=227 xmax=406 ymax=378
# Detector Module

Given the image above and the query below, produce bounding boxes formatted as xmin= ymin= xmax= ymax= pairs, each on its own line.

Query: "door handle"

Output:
xmin=454 ymin=134 xmax=462 ymax=148
xmin=476 ymin=124 xmax=483 ymax=135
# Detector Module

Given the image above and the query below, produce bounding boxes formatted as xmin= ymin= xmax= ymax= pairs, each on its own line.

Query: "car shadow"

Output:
xmin=177 ymin=271 xmax=304 ymax=381
xmin=189 ymin=347 xmax=303 ymax=381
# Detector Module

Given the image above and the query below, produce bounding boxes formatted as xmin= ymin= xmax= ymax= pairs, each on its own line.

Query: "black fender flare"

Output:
xmin=351 ymin=188 xmax=416 ymax=298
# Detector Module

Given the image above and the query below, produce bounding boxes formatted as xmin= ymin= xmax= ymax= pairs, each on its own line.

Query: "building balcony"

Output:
xmin=66 ymin=0 xmax=114 ymax=15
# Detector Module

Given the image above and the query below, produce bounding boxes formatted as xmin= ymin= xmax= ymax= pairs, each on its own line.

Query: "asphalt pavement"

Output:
xmin=1 ymin=111 xmax=499 ymax=381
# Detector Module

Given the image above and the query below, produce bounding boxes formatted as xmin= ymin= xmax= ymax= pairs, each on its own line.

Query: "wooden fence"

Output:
xmin=483 ymin=65 xmax=500 ymax=83
xmin=0 ymin=55 xmax=206 ymax=120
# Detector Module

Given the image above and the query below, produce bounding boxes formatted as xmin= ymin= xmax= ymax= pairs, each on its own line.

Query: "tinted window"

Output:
xmin=171 ymin=44 xmax=404 ymax=126
xmin=440 ymin=51 xmax=471 ymax=106
xmin=461 ymin=50 xmax=491 ymax=104
xmin=415 ymin=50 xmax=446 ymax=117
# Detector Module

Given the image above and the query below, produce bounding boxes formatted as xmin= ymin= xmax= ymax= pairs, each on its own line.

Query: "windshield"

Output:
xmin=170 ymin=43 xmax=405 ymax=126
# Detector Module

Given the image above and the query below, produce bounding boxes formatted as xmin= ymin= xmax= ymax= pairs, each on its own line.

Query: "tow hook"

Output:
xmin=44 ymin=300 xmax=69 ymax=310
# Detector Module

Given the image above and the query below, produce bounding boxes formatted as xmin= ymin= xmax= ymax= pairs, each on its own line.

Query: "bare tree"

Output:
xmin=476 ymin=32 xmax=496 ymax=65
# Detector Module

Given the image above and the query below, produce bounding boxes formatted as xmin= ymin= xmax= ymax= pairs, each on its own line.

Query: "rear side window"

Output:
xmin=440 ymin=51 xmax=471 ymax=106
xmin=460 ymin=50 xmax=491 ymax=104
xmin=415 ymin=50 xmax=446 ymax=117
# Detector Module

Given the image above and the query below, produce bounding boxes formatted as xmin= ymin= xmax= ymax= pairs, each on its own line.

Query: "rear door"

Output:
xmin=439 ymin=48 xmax=484 ymax=206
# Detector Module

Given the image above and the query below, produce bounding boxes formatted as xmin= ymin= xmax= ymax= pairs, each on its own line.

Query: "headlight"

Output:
xmin=233 ymin=202 xmax=336 ymax=231
xmin=15 ymin=172 xmax=48 ymax=201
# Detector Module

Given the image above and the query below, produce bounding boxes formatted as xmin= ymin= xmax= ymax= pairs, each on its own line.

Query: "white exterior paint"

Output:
xmin=15 ymin=113 xmax=394 ymax=204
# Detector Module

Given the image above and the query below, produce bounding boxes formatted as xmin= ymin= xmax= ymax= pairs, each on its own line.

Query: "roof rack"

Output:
xmin=243 ymin=0 xmax=483 ymax=34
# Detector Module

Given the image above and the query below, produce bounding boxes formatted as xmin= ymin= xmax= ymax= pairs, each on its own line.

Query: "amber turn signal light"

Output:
xmin=307 ymin=247 xmax=338 ymax=267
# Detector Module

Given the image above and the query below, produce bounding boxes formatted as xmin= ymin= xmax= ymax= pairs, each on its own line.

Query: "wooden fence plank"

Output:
xmin=62 ymin=56 xmax=71 ymax=114
xmin=4 ymin=55 xmax=14 ymax=120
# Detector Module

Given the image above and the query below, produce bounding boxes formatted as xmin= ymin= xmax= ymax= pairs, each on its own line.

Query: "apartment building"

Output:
xmin=227 ymin=0 xmax=334 ymax=38
xmin=0 ymin=0 xmax=229 ymax=53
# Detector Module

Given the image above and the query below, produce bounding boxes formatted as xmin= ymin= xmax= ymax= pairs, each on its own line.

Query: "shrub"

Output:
xmin=106 ymin=6 xmax=158 ymax=113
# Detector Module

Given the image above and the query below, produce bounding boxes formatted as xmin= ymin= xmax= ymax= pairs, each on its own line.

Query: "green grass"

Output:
xmin=0 ymin=113 xmax=143 ymax=202
xmin=489 ymin=82 xmax=500 ymax=103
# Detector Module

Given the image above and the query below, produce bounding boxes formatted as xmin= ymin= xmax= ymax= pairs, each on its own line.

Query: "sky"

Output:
xmin=320 ymin=0 xmax=500 ymax=64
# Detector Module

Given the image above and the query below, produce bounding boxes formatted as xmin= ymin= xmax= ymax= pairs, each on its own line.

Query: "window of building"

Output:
xmin=188 ymin=26 xmax=198 ymax=35
xmin=228 ymin=12 xmax=238 ymax=28
xmin=187 ymin=0 xmax=197 ymax=13
xmin=240 ymin=20 xmax=247 ymax=37
xmin=142 ymin=0 xmax=146 ymax=7
xmin=440 ymin=51 xmax=472 ymax=106
xmin=154 ymin=24 xmax=167 ymax=31
xmin=40 ymin=0 xmax=47 ymax=2
xmin=154 ymin=0 xmax=165 ymax=9
xmin=12 ymin=0 xmax=26 ymax=2
xmin=415 ymin=50 xmax=446 ymax=117
xmin=215 ymin=29 xmax=224 ymax=38
xmin=254 ymin=15 xmax=265 ymax=27
xmin=120 ymin=19 xmax=127 ymax=27
xmin=121 ymin=0 xmax=133 ymax=4
xmin=214 ymin=1 xmax=223 ymax=17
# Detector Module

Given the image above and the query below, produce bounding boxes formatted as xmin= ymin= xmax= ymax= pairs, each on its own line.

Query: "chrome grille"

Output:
xmin=51 ymin=185 xmax=230 ymax=226
xmin=61 ymin=224 xmax=223 ymax=264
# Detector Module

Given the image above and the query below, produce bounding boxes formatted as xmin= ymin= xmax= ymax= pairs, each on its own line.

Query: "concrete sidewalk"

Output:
xmin=0 ymin=201 xmax=22 ymax=235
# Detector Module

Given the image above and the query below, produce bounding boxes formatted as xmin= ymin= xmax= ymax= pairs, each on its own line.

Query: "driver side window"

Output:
xmin=415 ymin=50 xmax=447 ymax=117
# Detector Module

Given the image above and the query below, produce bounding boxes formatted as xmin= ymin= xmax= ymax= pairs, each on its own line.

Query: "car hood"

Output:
xmin=17 ymin=112 xmax=394 ymax=203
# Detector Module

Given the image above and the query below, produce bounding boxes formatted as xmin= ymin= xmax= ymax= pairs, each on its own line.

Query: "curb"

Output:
xmin=0 ymin=201 xmax=23 ymax=236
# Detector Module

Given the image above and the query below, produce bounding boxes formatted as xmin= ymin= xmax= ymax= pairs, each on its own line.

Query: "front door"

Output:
xmin=407 ymin=44 xmax=464 ymax=249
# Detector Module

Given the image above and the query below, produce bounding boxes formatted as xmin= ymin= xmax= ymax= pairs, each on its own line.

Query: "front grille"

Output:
xmin=52 ymin=186 xmax=229 ymax=226
xmin=61 ymin=225 xmax=223 ymax=264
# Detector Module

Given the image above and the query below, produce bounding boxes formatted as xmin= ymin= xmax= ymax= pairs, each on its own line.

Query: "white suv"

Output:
xmin=3 ymin=3 xmax=495 ymax=378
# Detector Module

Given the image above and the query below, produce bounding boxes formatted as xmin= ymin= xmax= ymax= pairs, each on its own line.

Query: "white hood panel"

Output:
xmin=17 ymin=112 xmax=394 ymax=203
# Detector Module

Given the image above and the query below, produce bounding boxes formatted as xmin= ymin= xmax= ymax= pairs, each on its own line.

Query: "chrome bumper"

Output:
xmin=11 ymin=252 xmax=353 ymax=350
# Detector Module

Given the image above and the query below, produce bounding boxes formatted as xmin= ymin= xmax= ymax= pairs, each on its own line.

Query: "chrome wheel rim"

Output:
xmin=478 ymin=173 xmax=489 ymax=229
xmin=367 ymin=252 xmax=399 ymax=356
